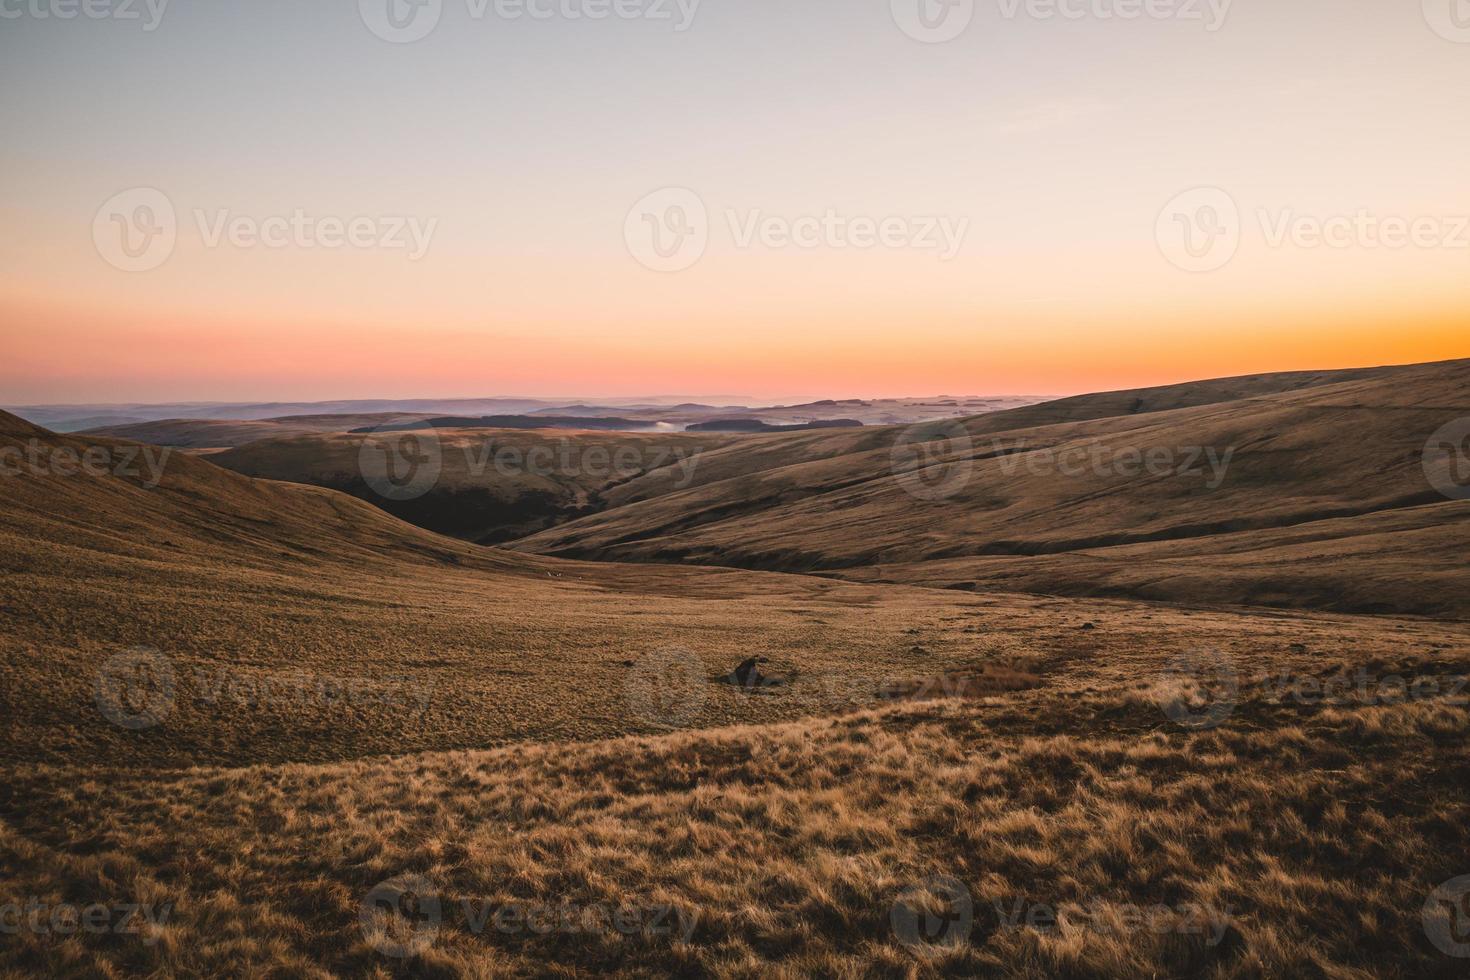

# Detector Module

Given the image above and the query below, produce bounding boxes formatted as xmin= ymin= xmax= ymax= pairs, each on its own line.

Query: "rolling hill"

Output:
xmin=208 ymin=426 xmax=738 ymax=543
xmin=77 ymin=414 xmax=440 ymax=449
xmin=3 ymin=397 xmax=1469 ymax=977
xmin=0 ymin=408 xmax=1054 ymax=767
xmin=513 ymin=359 xmax=1470 ymax=616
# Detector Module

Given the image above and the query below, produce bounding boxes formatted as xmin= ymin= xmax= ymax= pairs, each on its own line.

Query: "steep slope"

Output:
xmin=513 ymin=360 xmax=1470 ymax=615
xmin=581 ymin=360 xmax=1425 ymax=512
xmin=946 ymin=363 xmax=1405 ymax=431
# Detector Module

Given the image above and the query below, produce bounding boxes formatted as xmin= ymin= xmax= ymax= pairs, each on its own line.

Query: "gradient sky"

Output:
xmin=3 ymin=0 xmax=1468 ymax=404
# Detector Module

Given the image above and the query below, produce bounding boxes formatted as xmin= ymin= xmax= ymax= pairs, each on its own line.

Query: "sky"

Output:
xmin=2 ymin=0 xmax=1468 ymax=404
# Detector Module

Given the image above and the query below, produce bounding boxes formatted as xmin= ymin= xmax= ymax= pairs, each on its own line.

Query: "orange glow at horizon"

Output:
xmin=5 ymin=287 xmax=1466 ymax=405
xmin=4 ymin=0 xmax=1469 ymax=406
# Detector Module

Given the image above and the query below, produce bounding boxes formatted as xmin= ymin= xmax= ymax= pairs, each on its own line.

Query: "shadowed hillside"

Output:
xmin=209 ymin=426 xmax=735 ymax=543
xmin=77 ymin=414 xmax=440 ymax=449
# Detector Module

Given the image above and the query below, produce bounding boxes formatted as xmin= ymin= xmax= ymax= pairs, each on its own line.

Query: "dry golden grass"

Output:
xmin=3 ymin=676 xmax=1468 ymax=977
xmin=514 ymin=360 xmax=1470 ymax=617
xmin=5 ymin=405 xmax=1470 ymax=977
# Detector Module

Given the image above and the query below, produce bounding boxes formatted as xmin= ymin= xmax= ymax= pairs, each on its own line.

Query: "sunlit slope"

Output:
xmin=592 ymin=362 xmax=1410 ymax=509
xmin=4 ymin=665 xmax=1468 ymax=977
xmin=513 ymin=360 xmax=1470 ymax=615
xmin=842 ymin=501 xmax=1470 ymax=616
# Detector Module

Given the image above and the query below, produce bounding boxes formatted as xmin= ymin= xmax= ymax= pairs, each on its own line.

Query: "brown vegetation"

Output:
xmin=3 ymin=356 xmax=1470 ymax=977
xmin=513 ymin=359 xmax=1470 ymax=617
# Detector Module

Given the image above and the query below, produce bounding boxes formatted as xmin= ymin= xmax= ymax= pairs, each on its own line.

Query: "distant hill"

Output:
xmin=210 ymin=426 xmax=732 ymax=543
xmin=686 ymin=419 xmax=865 ymax=433
xmin=351 ymin=415 xmax=665 ymax=433
xmin=512 ymin=359 xmax=1470 ymax=616
xmin=78 ymin=414 xmax=437 ymax=448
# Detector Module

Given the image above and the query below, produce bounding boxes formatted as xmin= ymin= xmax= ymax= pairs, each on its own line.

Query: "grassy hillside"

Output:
xmin=4 ymin=406 xmax=1470 ymax=976
xmin=4 ymin=662 xmax=1468 ymax=976
xmin=588 ymin=361 xmax=1410 ymax=510
xmin=513 ymin=360 xmax=1470 ymax=616
xmin=843 ymin=501 xmax=1470 ymax=616
xmin=0 ymin=410 xmax=984 ymax=766
xmin=210 ymin=427 xmax=736 ymax=543
xmin=78 ymin=415 xmax=439 ymax=449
